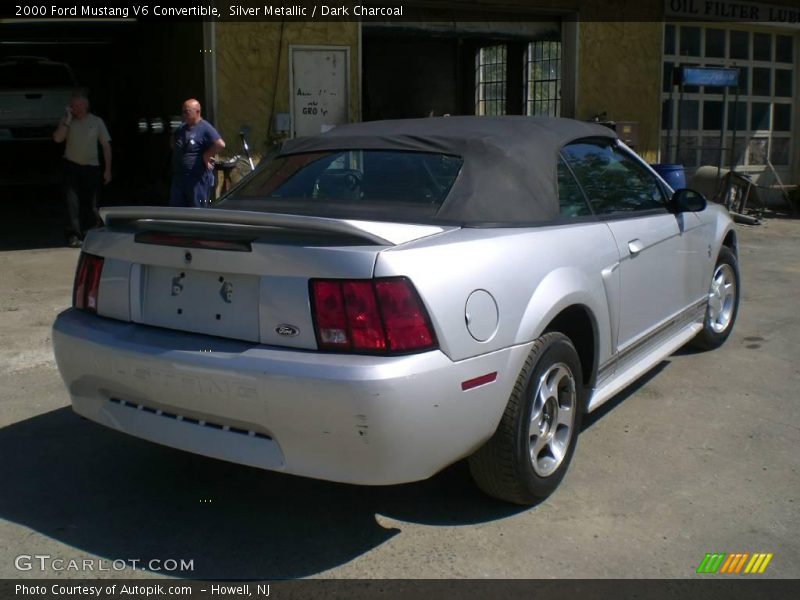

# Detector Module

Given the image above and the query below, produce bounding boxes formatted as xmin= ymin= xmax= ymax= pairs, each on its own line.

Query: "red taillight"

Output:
xmin=343 ymin=281 xmax=386 ymax=351
xmin=374 ymin=279 xmax=435 ymax=352
xmin=73 ymin=252 xmax=104 ymax=313
xmin=310 ymin=277 xmax=437 ymax=354
xmin=311 ymin=280 xmax=349 ymax=348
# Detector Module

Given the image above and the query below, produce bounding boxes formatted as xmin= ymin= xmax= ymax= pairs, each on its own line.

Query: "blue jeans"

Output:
xmin=169 ymin=169 xmax=214 ymax=208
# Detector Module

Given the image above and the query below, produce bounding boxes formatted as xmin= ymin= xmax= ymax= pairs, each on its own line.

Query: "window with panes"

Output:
xmin=475 ymin=45 xmax=507 ymax=116
xmin=475 ymin=41 xmax=562 ymax=117
xmin=526 ymin=41 xmax=562 ymax=117
xmin=662 ymin=25 xmax=794 ymax=171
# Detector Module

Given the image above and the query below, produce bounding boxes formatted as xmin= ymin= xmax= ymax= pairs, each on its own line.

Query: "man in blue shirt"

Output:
xmin=170 ymin=98 xmax=225 ymax=207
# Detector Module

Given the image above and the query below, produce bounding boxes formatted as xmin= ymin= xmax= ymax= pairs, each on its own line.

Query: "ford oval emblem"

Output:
xmin=276 ymin=324 xmax=300 ymax=337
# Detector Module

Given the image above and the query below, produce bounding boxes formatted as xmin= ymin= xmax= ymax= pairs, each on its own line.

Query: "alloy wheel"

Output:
xmin=708 ymin=263 xmax=737 ymax=334
xmin=528 ymin=363 xmax=577 ymax=477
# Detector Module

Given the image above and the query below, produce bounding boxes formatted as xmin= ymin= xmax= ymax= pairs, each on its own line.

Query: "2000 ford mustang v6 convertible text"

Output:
xmin=53 ymin=117 xmax=740 ymax=504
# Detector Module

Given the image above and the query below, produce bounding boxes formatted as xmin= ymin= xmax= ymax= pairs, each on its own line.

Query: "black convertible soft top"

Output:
xmin=280 ymin=116 xmax=618 ymax=224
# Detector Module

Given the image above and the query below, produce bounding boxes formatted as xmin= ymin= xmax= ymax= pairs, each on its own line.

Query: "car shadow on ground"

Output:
xmin=0 ymin=407 xmax=526 ymax=579
xmin=581 ymin=360 xmax=669 ymax=431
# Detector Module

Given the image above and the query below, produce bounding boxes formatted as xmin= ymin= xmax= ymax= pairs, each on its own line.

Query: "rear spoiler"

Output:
xmin=99 ymin=206 xmax=450 ymax=246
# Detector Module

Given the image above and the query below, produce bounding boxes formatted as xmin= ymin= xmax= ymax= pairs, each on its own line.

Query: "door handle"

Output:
xmin=628 ymin=239 xmax=645 ymax=256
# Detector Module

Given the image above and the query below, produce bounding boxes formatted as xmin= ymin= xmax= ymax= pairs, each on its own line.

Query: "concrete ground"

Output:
xmin=0 ymin=200 xmax=798 ymax=580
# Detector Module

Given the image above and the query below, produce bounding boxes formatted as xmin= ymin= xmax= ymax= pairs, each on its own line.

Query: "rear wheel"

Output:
xmin=469 ymin=332 xmax=584 ymax=505
xmin=692 ymin=246 xmax=740 ymax=350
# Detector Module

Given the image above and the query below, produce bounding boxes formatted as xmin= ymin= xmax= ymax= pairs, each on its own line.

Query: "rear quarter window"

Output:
xmin=557 ymin=156 xmax=593 ymax=218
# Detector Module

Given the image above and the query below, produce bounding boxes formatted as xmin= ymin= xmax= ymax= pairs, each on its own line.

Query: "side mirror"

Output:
xmin=669 ymin=188 xmax=707 ymax=213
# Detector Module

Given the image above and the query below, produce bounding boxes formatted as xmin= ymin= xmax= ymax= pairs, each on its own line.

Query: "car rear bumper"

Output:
xmin=52 ymin=309 xmax=530 ymax=485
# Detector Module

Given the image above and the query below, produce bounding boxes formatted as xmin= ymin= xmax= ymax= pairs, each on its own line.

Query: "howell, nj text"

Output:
xmin=209 ymin=584 xmax=270 ymax=596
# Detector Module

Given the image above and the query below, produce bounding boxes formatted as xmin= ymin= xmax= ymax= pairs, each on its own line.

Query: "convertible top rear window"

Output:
xmin=222 ymin=150 xmax=463 ymax=221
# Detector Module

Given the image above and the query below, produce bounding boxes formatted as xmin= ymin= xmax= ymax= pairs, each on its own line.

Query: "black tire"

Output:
xmin=468 ymin=332 xmax=585 ymax=505
xmin=692 ymin=246 xmax=740 ymax=351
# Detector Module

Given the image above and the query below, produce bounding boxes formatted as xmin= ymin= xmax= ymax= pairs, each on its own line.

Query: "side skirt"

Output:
xmin=587 ymin=321 xmax=703 ymax=413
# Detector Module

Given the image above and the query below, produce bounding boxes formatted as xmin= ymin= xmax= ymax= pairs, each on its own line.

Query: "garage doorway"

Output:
xmin=0 ymin=20 xmax=205 ymax=201
xmin=1 ymin=20 xmax=207 ymax=247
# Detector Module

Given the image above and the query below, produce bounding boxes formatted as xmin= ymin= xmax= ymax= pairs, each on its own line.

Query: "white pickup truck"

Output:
xmin=0 ymin=56 xmax=79 ymax=141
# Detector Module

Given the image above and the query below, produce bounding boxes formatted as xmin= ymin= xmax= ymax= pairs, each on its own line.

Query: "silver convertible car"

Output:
xmin=52 ymin=117 xmax=739 ymax=504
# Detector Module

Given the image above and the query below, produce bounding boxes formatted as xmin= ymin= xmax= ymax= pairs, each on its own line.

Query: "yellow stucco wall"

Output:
xmin=569 ymin=1 xmax=662 ymax=162
xmin=575 ymin=21 xmax=664 ymax=163
xmin=214 ymin=21 xmax=359 ymax=162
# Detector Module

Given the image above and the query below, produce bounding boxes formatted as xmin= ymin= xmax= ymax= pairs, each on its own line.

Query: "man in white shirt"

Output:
xmin=53 ymin=93 xmax=112 ymax=248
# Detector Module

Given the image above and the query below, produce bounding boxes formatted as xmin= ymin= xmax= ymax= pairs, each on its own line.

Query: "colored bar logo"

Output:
xmin=696 ymin=553 xmax=773 ymax=574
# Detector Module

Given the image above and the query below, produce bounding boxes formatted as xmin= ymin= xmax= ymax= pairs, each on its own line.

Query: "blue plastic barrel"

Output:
xmin=650 ymin=163 xmax=686 ymax=191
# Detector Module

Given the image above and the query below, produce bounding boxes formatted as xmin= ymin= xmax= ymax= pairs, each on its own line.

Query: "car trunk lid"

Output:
xmin=92 ymin=206 xmax=453 ymax=349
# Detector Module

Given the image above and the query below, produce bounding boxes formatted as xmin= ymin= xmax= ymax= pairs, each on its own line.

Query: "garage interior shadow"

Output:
xmin=0 ymin=175 xmax=171 ymax=251
xmin=1 ymin=20 xmax=204 ymax=251
xmin=0 ymin=407 xmax=526 ymax=579
xmin=0 ymin=185 xmax=71 ymax=250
